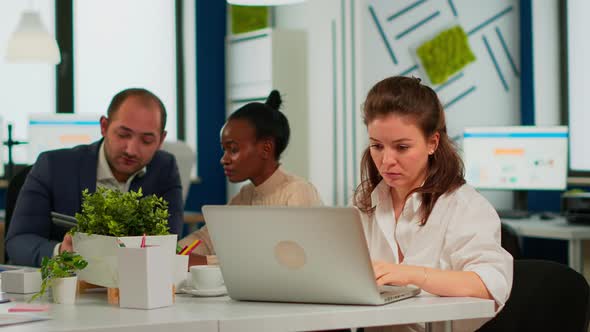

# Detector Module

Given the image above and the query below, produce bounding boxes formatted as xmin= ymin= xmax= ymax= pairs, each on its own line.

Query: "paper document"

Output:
xmin=0 ymin=313 xmax=49 ymax=326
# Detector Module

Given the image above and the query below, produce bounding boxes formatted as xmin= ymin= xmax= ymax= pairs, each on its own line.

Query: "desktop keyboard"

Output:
xmin=496 ymin=209 xmax=531 ymax=219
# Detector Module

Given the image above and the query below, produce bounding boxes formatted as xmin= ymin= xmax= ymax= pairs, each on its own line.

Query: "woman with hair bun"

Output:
xmin=181 ymin=90 xmax=323 ymax=265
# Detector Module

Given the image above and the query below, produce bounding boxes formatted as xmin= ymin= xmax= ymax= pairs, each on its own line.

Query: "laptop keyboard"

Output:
xmin=378 ymin=285 xmax=408 ymax=294
xmin=379 ymin=285 xmax=417 ymax=302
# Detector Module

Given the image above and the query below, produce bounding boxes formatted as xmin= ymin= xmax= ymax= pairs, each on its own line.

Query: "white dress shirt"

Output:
xmin=361 ymin=181 xmax=513 ymax=332
xmin=96 ymin=141 xmax=146 ymax=193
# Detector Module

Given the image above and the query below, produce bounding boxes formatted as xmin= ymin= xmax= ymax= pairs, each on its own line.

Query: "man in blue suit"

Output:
xmin=6 ymin=88 xmax=183 ymax=267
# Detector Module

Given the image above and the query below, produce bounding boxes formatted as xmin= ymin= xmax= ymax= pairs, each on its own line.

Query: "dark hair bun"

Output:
xmin=228 ymin=89 xmax=290 ymax=160
xmin=265 ymin=90 xmax=282 ymax=111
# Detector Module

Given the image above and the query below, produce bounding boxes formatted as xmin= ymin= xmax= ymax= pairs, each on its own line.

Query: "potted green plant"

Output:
xmin=70 ymin=187 xmax=177 ymax=288
xmin=30 ymin=252 xmax=88 ymax=304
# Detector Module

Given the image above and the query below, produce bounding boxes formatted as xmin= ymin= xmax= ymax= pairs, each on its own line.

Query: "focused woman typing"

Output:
xmin=354 ymin=76 xmax=513 ymax=332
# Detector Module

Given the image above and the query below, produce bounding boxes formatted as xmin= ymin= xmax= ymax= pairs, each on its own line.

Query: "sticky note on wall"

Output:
xmin=417 ymin=26 xmax=476 ymax=85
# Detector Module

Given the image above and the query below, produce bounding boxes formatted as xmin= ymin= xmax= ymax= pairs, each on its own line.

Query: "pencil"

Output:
xmin=177 ymin=245 xmax=188 ymax=255
xmin=184 ymin=240 xmax=202 ymax=255
xmin=179 ymin=239 xmax=197 ymax=255
xmin=180 ymin=239 xmax=201 ymax=255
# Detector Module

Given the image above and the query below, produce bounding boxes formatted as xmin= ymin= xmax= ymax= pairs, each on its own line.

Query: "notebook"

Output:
xmin=202 ymin=206 xmax=421 ymax=305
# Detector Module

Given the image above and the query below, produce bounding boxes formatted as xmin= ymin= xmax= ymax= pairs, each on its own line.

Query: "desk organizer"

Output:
xmin=1 ymin=269 xmax=42 ymax=294
xmin=173 ymin=254 xmax=189 ymax=293
xmin=117 ymin=246 xmax=173 ymax=309
xmin=72 ymin=233 xmax=177 ymax=288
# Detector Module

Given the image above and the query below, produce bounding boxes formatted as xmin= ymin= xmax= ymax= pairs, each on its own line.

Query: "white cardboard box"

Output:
xmin=73 ymin=233 xmax=177 ymax=288
xmin=173 ymin=255 xmax=189 ymax=293
xmin=117 ymin=246 xmax=173 ymax=309
xmin=1 ymin=269 xmax=42 ymax=294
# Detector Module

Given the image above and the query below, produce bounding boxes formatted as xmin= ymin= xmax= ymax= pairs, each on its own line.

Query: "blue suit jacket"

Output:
xmin=5 ymin=140 xmax=184 ymax=267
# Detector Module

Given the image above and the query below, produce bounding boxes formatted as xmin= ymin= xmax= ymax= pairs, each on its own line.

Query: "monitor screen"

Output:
xmin=462 ymin=126 xmax=568 ymax=190
xmin=28 ymin=114 xmax=102 ymax=164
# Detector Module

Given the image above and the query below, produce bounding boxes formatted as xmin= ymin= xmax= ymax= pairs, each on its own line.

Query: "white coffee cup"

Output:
xmin=190 ymin=265 xmax=224 ymax=290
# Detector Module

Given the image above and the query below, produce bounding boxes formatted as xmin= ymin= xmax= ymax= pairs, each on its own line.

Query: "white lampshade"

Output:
xmin=5 ymin=11 xmax=61 ymax=64
xmin=227 ymin=0 xmax=306 ymax=6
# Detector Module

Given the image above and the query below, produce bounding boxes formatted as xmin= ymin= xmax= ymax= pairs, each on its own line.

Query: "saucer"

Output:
xmin=180 ymin=285 xmax=227 ymax=297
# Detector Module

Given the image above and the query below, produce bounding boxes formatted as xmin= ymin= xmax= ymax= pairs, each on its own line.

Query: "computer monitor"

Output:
xmin=462 ymin=126 xmax=568 ymax=191
xmin=28 ymin=114 xmax=102 ymax=164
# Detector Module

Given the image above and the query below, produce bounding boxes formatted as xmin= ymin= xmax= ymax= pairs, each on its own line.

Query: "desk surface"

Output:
xmin=0 ymin=292 xmax=495 ymax=332
xmin=502 ymin=215 xmax=590 ymax=240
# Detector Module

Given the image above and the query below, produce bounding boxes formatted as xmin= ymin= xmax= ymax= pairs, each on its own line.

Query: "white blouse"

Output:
xmin=360 ymin=181 xmax=513 ymax=332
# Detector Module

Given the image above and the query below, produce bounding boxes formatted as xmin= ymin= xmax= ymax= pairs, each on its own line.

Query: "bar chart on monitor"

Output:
xmin=27 ymin=114 xmax=102 ymax=164
xmin=462 ymin=126 xmax=568 ymax=191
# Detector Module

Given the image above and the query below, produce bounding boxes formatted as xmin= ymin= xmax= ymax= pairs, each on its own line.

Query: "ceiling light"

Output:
xmin=5 ymin=10 xmax=61 ymax=64
xmin=227 ymin=0 xmax=306 ymax=6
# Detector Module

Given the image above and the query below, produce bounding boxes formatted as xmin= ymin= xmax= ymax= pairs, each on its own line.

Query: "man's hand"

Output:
xmin=59 ymin=233 xmax=73 ymax=254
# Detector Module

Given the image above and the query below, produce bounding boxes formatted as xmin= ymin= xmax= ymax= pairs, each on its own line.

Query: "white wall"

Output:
xmin=0 ymin=1 xmax=56 ymax=165
xmin=363 ymin=0 xmax=521 ymax=210
xmin=74 ymin=0 xmax=177 ymax=139
xmin=533 ymin=0 xmax=590 ymax=280
xmin=276 ymin=0 xmax=524 ymax=208
xmin=275 ymin=0 xmax=346 ymax=205
xmin=532 ymin=1 xmax=561 ymax=126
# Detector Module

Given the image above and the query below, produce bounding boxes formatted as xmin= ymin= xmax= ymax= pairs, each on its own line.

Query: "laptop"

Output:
xmin=202 ymin=206 xmax=421 ymax=305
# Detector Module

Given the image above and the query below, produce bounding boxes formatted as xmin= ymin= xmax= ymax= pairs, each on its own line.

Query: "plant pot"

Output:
xmin=72 ymin=233 xmax=178 ymax=288
xmin=51 ymin=276 xmax=78 ymax=304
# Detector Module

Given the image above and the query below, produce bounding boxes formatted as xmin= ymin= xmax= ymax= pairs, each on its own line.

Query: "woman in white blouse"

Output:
xmin=354 ymin=76 xmax=513 ymax=332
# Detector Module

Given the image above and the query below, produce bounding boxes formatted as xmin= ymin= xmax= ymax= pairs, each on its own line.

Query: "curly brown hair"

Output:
xmin=353 ymin=76 xmax=465 ymax=225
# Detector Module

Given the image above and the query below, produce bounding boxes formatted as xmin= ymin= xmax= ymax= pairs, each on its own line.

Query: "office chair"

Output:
xmin=161 ymin=141 xmax=196 ymax=206
xmin=4 ymin=165 xmax=33 ymax=262
xmin=501 ymin=223 xmax=522 ymax=259
xmin=477 ymin=259 xmax=590 ymax=332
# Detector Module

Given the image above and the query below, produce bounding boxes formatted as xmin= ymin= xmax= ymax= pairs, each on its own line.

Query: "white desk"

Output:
xmin=212 ymin=295 xmax=494 ymax=332
xmin=0 ymin=292 xmax=495 ymax=332
xmin=503 ymin=215 xmax=590 ymax=273
xmin=0 ymin=292 xmax=218 ymax=332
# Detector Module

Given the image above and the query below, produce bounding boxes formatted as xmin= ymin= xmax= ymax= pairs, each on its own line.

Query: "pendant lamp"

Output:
xmin=5 ymin=10 xmax=61 ymax=64
xmin=227 ymin=0 xmax=306 ymax=6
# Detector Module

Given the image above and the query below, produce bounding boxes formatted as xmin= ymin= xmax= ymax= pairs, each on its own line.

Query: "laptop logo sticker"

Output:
xmin=274 ymin=240 xmax=306 ymax=269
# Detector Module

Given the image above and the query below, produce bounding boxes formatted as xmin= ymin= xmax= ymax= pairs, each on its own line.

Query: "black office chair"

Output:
xmin=501 ymin=223 xmax=522 ymax=259
xmin=4 ymin=165 xmax=33 ymax=262
xmin=477 ymin=259 xmax=590 ymax=332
